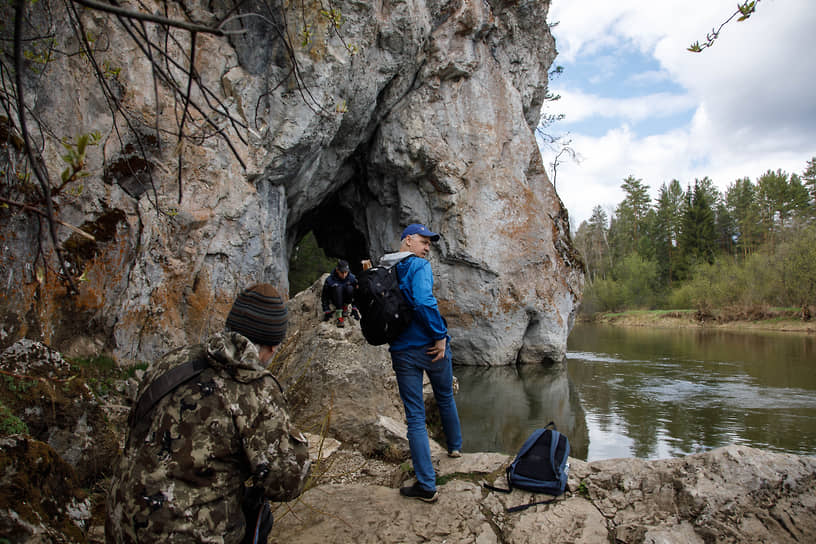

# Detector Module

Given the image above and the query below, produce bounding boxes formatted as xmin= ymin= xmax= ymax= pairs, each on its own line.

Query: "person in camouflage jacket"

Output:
xmin=106 ymin=285 xmax=310 ymax=543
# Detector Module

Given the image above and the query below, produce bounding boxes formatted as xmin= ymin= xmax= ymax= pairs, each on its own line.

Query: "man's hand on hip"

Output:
xmin=427 ymin=337 xmax=447 ymax=362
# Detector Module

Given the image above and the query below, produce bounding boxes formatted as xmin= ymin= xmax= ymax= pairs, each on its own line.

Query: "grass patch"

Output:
xmin=0 ymin=402 xmax=29 ymax=435
xmin=69 ymin=354 xmax=117 ymax=371
xmin=585 ymin=306 xmax=814 ymax=333
xmin=64 ymin=355 xmax=146 ymax=398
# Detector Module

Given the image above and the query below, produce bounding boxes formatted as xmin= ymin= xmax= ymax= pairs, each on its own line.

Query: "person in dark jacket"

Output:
xmin=320 ymin=259 xmax=359 ymax=328
xmin=380 ymin=223 xmax=462 ymax=503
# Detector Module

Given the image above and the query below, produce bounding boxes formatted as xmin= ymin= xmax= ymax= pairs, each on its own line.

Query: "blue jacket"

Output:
xmin=379 ymin=252 xmax=448 ymax=351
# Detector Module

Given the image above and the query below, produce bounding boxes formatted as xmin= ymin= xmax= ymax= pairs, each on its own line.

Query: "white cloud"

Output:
xmin=553 ymin=89 xmax=695 ymax=123
xmin=550 ymin=0 xmax=727 ymax=62
xmin=626 ymin=69 xmax=672 ymax=87
xmin=544 ymin=0 xmax=816 ymax=227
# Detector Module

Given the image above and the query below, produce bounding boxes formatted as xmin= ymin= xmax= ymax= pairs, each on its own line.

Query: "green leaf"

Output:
xmin=77 ymin=134 xmax=89 ymax=155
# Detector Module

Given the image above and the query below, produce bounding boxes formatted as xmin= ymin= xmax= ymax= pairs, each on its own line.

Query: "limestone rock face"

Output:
xmin=0 ymin=0 xmax=582 ymax=366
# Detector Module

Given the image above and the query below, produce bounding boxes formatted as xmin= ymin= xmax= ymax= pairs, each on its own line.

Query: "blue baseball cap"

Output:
xmin=401 ymin=223 xmax=440 ymax=241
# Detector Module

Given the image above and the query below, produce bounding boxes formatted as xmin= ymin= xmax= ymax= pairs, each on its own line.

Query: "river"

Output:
xmin=454 ymin=323 xmax=816 ymax=462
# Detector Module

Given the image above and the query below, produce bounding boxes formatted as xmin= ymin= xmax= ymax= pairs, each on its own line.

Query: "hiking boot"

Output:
xmin=448 ymin=450 xmax=462 ymax=458
xmin=342 ymin=304 xmax=351 ymax=317
xmin=336 ymin=316 xmax=345 ymax=328
xmin=399 ymin=482 xmax=438 ymax=503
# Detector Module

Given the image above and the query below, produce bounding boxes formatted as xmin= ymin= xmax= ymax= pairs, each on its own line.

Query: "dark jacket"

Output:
xmin=105 ymin=332 xmax=310 ymax=543
xmin=320 ymin=269 xmax=358 ymax=311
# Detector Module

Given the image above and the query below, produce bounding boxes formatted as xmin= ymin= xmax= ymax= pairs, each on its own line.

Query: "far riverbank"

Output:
xmin=579 ymin=307 xmax=815 ymax=334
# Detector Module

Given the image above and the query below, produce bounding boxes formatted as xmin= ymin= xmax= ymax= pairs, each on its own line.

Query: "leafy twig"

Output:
xmin=688 ymin=0 xmax=761 ymax=52
xmin=0 ymin=196 xmax=96 ymax=241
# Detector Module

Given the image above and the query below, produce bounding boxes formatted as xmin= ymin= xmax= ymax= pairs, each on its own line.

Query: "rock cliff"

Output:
xmin=0 ymin=0 xmax=582 ymax=366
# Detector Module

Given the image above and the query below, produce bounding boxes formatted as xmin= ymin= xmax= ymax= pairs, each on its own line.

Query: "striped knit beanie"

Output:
xmin=225 ymin=284 xmax=288 ymax=346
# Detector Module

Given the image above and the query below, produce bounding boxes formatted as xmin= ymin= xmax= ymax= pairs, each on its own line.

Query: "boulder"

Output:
xmin=0 ymin=340 xmax=123 ymax=487
xmin=0 ymin=435 xmax=93 ymax=543
xmin=273 ymin=445 xmax=816 ymax=543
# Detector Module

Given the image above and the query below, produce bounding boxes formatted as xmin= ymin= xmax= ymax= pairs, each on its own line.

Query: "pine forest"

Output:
xmin=573 ymin=157 xmax=816 ymax=317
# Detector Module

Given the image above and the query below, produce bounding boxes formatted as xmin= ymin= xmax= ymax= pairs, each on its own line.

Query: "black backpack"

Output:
xmin=355 ymin=256 xmax=414 ymax=345
xmin=485 ymin=422 xmax=570 ymax=512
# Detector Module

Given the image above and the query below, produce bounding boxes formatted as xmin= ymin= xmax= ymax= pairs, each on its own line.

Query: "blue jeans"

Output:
xmin=391 ymin=343 xmax=462 ymax=491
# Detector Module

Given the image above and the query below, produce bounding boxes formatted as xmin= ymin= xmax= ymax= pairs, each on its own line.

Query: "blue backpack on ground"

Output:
xmin=484 ymin=422 xmax=570 ymax=512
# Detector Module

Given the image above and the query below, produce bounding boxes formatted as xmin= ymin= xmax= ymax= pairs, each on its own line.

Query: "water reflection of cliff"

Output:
xmin=454 ymin=363 xmax=589 ymax=459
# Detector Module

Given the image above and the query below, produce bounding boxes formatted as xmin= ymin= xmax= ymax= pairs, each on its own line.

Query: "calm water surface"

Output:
xmin=455 ymin=324 xmax=816 ymax=461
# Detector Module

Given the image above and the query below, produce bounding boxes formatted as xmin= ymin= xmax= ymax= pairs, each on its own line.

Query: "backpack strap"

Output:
xmin=394 ymin=254 xmax=416 ymax=306
xmin=129 ymin=354 xmax=210 ymax=428
xmin=506 ymin=497 xmax=559 ymax=513
xmin=483 ymin=465 xmax=513 ymax=493
xmin=483 ymin=467 xmax=562 ymax=512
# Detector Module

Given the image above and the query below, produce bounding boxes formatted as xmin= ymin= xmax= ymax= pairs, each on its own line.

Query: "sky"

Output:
xmin=538 ymin=0 xmax=816 ymax=228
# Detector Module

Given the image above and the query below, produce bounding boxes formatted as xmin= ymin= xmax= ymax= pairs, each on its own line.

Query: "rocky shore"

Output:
xmin=2 ymin=282 xmax=815 ymax=543
xmin=272 ymin=445 xmax=816 ymax=544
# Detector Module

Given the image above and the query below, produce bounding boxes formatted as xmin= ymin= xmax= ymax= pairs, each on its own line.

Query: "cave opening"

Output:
xmin=288 ymin=191 xmax=371 ymax=295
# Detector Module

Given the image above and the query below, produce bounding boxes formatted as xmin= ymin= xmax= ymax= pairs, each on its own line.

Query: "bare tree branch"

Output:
xmin=0 ymin=196 xmax=96 ymax=240
xmin=4 ymin=0 xmax=345 ymax=297
xmin=13 ymin=0 xmax=78 ymax=294
xmin=71 ymin=0 xmax=227 ymax=35
xmin=177 ymin=31 xmax=196 ymax=203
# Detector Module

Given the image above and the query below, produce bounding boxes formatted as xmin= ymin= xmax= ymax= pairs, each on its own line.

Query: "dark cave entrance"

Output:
xmin=288 ymin=192 xmax=371 ymax=295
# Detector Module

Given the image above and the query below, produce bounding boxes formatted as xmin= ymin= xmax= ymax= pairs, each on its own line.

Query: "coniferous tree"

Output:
xmin=653 ymin=180 xmax=684 ymax=286
xmin=803 ymin=157 xmax=816 ymax=212
xmin=725 ymin=177 xmax=762 ymax=257
xmin=714 ymin=200 xmax=735 ymax=255
xmin=756 ymin=169 xmax=811 ymax=247
xmin=678 ymin=180 xmax=717 ymax=277
xmin=575 ymin=205 xmax=611 ymax=281
xmin=788 ymin=173 xmax=812 ymax=222
xmin=637 ymin=208 xmax=659 ymax=260
xmin=288 ymin=231 xmax=335 ymax=295
xmin=612 ymin=175 xmax=651 ymax=257
xmin=757 ymin=169 xmax=790 ymax=243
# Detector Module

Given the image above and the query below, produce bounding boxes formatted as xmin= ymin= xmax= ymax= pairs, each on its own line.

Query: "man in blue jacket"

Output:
xmin=379 ymin=223 xmax=463 ymax=503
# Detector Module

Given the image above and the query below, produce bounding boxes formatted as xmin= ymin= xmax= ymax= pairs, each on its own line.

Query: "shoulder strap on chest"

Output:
xmin=129 ymin=354 xmax=210 ymax=427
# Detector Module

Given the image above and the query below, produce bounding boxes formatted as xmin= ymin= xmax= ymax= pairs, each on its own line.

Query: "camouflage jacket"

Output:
xmin=105 ymin=332 xmax=310 ymax=543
